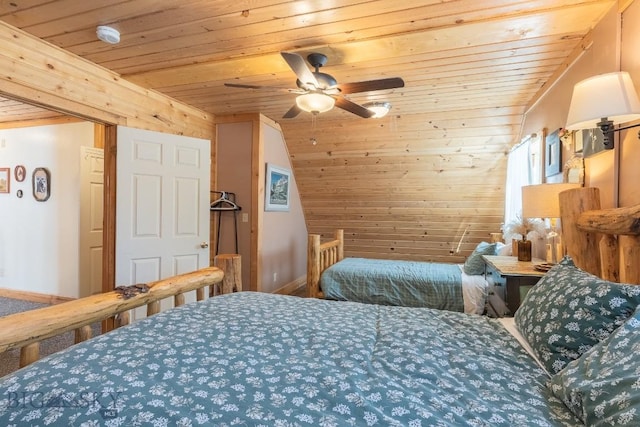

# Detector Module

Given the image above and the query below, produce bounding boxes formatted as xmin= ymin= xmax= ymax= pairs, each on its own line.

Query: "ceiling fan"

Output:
xmin=224 ymin=52 xmax=404 ymax=119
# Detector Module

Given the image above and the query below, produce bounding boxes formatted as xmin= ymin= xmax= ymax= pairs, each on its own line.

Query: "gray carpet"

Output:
xmin=0 ymin=296 xmax=48 ymax=316
xmin=0 ymin=297 xmax=101 ymax=377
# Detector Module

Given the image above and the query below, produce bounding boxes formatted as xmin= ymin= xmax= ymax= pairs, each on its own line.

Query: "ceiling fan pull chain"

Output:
xmin=310 ymin=114 xmax=318 ymax=145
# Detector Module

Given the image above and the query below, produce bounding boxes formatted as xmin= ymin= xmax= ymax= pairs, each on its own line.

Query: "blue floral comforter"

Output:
xmin=0 ymin=292 xmax=580 ymax=426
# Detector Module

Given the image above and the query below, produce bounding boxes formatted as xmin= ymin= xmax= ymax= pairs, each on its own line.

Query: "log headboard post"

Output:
xmin=335 ymin=229 xmax=344 ymax=261
xmin=307 ymin=234 xmax=321 ymax=298
xmin=559 ymin=187 xmax=602 ymax=277
xmin=560 ymin=187 xmax=640 ymax=284
xmin=306 ymin=229 xmax=345 ymax=298
xmin=620 ymin=235 xmax=640 ymax=284
xmin=214 ymin=253 xmax=242 ymax=294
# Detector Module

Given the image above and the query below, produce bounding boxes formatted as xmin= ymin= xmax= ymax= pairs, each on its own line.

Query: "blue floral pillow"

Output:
xmin=462 ymin=241 xmax=497 ymax=275
xmin=515 ymin=257 xmax=640 ymax=374
xmin=548 ymin=305 xmax=640 ymax=426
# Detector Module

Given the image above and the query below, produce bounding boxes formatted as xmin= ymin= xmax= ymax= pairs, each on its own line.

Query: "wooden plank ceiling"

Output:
xmin=0 ymin=0 xmax=616 ymax=262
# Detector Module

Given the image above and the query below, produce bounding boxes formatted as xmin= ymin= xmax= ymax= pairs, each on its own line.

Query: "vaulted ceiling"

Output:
xmin=0 ymin=0 xmax=617 ymax=261
xmin=0 ymin=1 xmax=614 ymax=123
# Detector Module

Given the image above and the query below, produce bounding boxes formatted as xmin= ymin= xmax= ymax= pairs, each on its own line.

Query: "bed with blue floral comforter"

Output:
xmin=0 ymin=292 xmax=580 ymax=426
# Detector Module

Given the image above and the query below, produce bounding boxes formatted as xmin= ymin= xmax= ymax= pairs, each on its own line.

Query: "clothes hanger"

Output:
xmin=210 ymin=191 xmax=241 ymax=211
xmin=210 ymin=190 xmax=241 ymax=255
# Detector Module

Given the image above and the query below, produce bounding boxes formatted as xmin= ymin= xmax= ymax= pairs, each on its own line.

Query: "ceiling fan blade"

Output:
xmin=281 ymin=52 xmax=319 ymax=88
xmin=283 ymin=104 xmax=302 ymax=119
xmin=224 ymin=83 xmax=302 ymax=93
xmin=334 ymin=97 xmax=375 ymax=118
xmin=337 ymin=77 xmax=405 ymax=94
xmin=224 ymin=83 xmax=265 ymax=89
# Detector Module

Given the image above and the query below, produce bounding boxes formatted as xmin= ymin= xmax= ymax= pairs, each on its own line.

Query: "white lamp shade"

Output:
xmin=522 ymin=183 xmax=580 ymax=219
xmin=363 ymin=102 xmax=391 ymax=118
xmin=295 ymin=93 xmax=335 ymax=114
xmin=566 ymin=71 xmax=640 ymax=130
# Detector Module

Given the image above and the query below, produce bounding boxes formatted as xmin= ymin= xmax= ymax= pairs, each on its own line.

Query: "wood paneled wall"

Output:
xmin=283 ymin=107 xmax=517 ymax=263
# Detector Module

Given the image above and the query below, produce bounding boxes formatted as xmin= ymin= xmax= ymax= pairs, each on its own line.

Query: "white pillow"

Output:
xmin=495 ymin=242 xmax=511 ymax=256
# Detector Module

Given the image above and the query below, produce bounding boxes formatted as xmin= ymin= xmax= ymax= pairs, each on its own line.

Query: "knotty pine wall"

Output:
xmin=282 ymin=107 xmax=518 ymax=264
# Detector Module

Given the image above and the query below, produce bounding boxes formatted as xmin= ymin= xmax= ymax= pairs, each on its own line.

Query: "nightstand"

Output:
xmin=482 ymin=255 xmax=546 ymax=315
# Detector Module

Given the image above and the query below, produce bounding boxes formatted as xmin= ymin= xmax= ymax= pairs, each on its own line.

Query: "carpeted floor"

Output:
xmin=0 ymin=296 xmax=49 ymax=316
xmin=0 ymin=297 xmax=101 ymax=377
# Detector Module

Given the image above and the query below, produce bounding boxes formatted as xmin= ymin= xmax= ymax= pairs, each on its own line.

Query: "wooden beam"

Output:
xmin=0 ymin=20 xmax=214 ymax=140
xmin=0 ymin=115 xmax=82 ymax=129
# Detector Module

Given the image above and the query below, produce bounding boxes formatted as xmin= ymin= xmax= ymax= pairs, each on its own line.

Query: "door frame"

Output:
xmin=102 ymin=124 xmax=118 ymax=330
xmin=103 ymin=124 xmax=116 ymax=293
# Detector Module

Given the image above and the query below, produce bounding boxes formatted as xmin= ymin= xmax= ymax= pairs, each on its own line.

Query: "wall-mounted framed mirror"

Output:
xmin=563 ymin=155 xmax=585 ymax=186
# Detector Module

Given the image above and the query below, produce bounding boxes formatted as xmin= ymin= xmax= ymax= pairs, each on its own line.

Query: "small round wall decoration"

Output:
xmin=14 ymin=165 xmax=26 ymax=182
xmin=32 ymin=167 xmax=51 ymax=202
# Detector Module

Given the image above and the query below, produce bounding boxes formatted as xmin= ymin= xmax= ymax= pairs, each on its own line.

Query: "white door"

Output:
xmin=116 ymin=126 xmax=211 ymax=321
xmin=79 ymin=147 xmax=104 ymax=297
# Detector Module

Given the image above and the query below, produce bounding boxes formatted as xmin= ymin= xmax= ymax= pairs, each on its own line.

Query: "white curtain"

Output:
xmin=504 ymin=140 xmax=532 ymax=228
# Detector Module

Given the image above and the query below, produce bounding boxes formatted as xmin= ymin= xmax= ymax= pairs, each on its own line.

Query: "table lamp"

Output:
xmin=522 ymin=183 xmax=579 ymax=263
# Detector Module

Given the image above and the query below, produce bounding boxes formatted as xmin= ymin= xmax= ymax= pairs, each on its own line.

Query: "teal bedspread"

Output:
xmin=321 ymin=257 xmax=466 ymax=311
xmin=0 ymin=292 xmax=580 ymax=426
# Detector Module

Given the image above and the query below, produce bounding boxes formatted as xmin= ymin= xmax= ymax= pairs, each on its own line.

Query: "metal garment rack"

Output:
xmin=210 ymin=191 xmax=241 ymax=256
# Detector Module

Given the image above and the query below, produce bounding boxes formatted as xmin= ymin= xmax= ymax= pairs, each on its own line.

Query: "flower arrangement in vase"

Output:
xmin=503 ymin=214 xmax=546 ymax=261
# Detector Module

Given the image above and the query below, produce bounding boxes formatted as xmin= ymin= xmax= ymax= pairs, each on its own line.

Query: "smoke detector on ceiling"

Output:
xmin=96 ymin=25 xmax=120 ymax=44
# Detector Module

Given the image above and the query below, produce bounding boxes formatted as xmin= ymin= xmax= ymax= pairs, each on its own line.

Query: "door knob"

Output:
xmin=200 ymin=241 xmax=209 ymax=248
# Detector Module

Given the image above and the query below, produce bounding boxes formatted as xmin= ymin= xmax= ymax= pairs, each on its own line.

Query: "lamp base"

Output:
xmin=545 ymin=238 xmax=563 ymax=264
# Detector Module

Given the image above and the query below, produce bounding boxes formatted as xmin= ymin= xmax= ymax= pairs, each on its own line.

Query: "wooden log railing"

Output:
xmin=307 ymin=229 xmax=344 ymax=298
xmin=560 ymin=187 xmax=640 ymax=285
xmin=0 ymin=266 xmax=226 ymax=368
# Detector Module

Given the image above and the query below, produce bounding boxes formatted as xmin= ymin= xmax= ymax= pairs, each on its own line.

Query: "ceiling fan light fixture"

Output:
xmin=363 ymin=101 xmax=391 ymax=118
xmin=296 ymin=92 xmax=335 ymax=114
xmin=96 ymin=25 xmax=120 ymax=44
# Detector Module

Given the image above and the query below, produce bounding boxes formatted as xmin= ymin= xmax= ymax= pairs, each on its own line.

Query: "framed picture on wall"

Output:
xmin=14 ymin=165 xmax=26 ymax=182
xmin=573 ymin=130 xmax=584 ymax=154
xmin=32 ymin=167 xmax=51 ymax=201
xmin=0 ymin=168 xmax=9 ymax=193
xmin=265 ymin=164 xmax=290 ymax=212
xmin=545 ymin=128 xmax=561 ymax=177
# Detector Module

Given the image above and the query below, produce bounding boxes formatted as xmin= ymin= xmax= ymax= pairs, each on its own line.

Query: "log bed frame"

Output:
xmin=307 ymin=187 xmax=640 ymax=299
xmin=561 ymin=187 xmax=640 ymax=284
xmin=307 ymin=229 xmax=344 ymax=298
xmin=0 ymin=254 xmax=241 ymax=370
